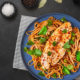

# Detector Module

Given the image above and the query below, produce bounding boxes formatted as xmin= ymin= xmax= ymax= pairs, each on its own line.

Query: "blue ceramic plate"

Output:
xmin=21 ymin=13 xmax=80 ymax=80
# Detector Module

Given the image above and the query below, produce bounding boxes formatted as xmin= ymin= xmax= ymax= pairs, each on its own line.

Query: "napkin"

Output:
xmin=13 ymin=15 xmax=37 ymax=70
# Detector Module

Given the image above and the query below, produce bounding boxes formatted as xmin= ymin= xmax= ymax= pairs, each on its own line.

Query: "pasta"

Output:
xmin=25 ymin=16 xmax=80 ymax=79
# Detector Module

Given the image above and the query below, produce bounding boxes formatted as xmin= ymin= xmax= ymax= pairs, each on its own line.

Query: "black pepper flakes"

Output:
xmin=22 ymin=0 xmax=39 ymax=9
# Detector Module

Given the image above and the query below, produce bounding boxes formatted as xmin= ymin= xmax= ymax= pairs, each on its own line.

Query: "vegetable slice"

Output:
xmin=38 ymin=0 xmax=47 ymax=8
xmin=26 ymin=40 xmax=34 ymax=45
xmin=54 ymin=0 xmax=63 ymax=4
xmin=38 ymin=26 xmax=47 ymax=35
xmin=38 ymin=71 xmax=45 ymax=76
xmin=76 ymin=51 xmax=80 ymax=62
xmin=63 ymin=42 xmax=71 ymax=49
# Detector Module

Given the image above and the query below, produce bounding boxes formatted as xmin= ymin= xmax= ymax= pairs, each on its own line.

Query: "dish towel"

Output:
xmin=13 ymin=15 xmax=80 ymax=80
xmin=13 ymin=15 xmax=37 ymax=70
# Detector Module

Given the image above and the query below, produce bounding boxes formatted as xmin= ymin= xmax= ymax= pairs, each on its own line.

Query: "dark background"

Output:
xmin=0 ymin=0 xmax=80 ymax=80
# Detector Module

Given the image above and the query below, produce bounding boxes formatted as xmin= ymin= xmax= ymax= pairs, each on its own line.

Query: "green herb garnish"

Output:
xmin=34 ymin=49 xmax=42 ymax=56
xmin=48 ymin=20 xmax=53 ymax=26
xmin=61 ymin=17 xmax=67 ymax=22
xmin=69 ymin=39 xmax=75 ymax=45
xmin=48 ymin=51 xmax=52 ymax=56
xmin=28 ymin=49 xmax=42 ymax=56
xmin=38 ymin=71 xmax=45 ymax=76
xmin=38 ymin=26 xmax=47 ymax=35
xmin=62 ymin=29 xmax=67 ymax=33
xmin=71 ymin=32 xmax=75 ymax=36
xmin=72 ymin=37 xmax=75 ymax=40
xmin=37 ymin=62 xmax=41 ymax=67
xmin=76 ymin=51 xmax=80 ymax=62
xmin=28 ymin=50 xmax=34 ymax=55
xmin=67 ymin=65 xmax=73 ymax=70
xmin=64 ymin=59 xmax=67 ymax=63
xmin=24 ymin=47 xmax=28 ymax=52
xmin=40 ymin=37 xmax=46 ymax=43
xmin=52 ymin=73 xmax=57 ymax=78
xmin=53 ymin=41 xmax=57 ymax=46
xmin=26 ymin=40 xmax=34 ymax=45
xmin=63 ymin=42 xmax=71 ymax=49
xmin=63 ymin=66 xmax=71 ymax=74
xmin=67 ymin=49 xmax=71 ymax=52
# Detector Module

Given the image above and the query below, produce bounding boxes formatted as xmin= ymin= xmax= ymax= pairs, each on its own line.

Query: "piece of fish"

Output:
xmin=41 ymin=22 xmax=72 ymax=69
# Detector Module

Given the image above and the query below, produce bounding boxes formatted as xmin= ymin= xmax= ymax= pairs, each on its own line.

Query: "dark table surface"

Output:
xmin=0 ymin=0 xmax=80 ymax=80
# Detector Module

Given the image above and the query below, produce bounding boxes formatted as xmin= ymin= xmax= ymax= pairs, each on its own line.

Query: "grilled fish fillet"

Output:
xmin=41 ymin=22 xmax=72 ymax=69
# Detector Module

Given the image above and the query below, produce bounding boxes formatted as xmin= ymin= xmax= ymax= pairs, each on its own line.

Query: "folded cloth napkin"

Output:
xmin=13 ymin=15 xmax=37 ymax=70
xmin=13 ymin=15 xmax=80 ymax=80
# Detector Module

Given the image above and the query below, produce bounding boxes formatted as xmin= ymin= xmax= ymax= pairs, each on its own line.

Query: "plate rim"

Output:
xmin=21 ymin=13 xmax=80 ymax=80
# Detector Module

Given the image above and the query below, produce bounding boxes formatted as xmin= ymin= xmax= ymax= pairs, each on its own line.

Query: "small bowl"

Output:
xmin=0 ymin=1 xmax=17 ymax=19
xmin=21 ymin=0 xmax=39 ymax=9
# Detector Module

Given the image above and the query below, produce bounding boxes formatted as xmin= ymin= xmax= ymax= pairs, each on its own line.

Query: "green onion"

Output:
xmin=61 ymin=17 xmax=67 ymax=22
xmin=63 ymin=42 xmax=71 ymax=49
xmin=76 ymin=51 xmax=80 ymax=62
xmin=40 ymin=37 xmax=46 ymax=43
xmin=38 ymin=26 xmax=47 ymax=35
xmin=62 ymin=29 xmax=67 ymax=33
xmin=48 ymin=20 xmax=53 ymax=26
xmin=48 ymin=51 xmax=52 ymax=56
xmin=69 ymin=39 xmax=75 ymax=45
xmin=71 ymin=32 xmax=75 ymax=36
xmin=63 ymin=66 xmax=71 ymax=74
xmin=67 ymin=65 xmax=73 ymax=70
xmin=53 ymin=41 xmax=57 ymax=46
xmin=52 ymin=73 xmax=57 ymax=78
xmin=24 ymin=47 xmax=28 ymax=52
xmin=26 ymin=40 xmax=34 ymax=45
xmin=38 ymin=71 xmax=45 ymax=76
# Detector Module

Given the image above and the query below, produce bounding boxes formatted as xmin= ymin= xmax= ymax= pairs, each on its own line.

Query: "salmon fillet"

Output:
xmin=41 ymin=22 xmax=72 ymax=69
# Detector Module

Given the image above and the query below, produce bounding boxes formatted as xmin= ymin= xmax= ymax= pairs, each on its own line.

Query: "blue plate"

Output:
xmin=21 ymin=13 xmax=80 ymax=80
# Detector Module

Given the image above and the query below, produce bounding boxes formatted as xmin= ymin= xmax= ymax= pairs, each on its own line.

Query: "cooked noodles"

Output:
xmin=25 ymin=17 xmax=80 ymax=79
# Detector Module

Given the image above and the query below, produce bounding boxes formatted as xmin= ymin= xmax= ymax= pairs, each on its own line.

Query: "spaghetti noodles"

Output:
xmin=25 ymin=17 xmax=80 ymax=79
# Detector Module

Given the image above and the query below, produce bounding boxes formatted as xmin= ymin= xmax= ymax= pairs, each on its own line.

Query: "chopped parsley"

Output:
xmin=53 ymin=41 xmax=57 ymax=46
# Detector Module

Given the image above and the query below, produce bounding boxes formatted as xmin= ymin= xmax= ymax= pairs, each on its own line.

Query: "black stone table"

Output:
xmin=0 ymin=0 xmax=80 ymax=80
